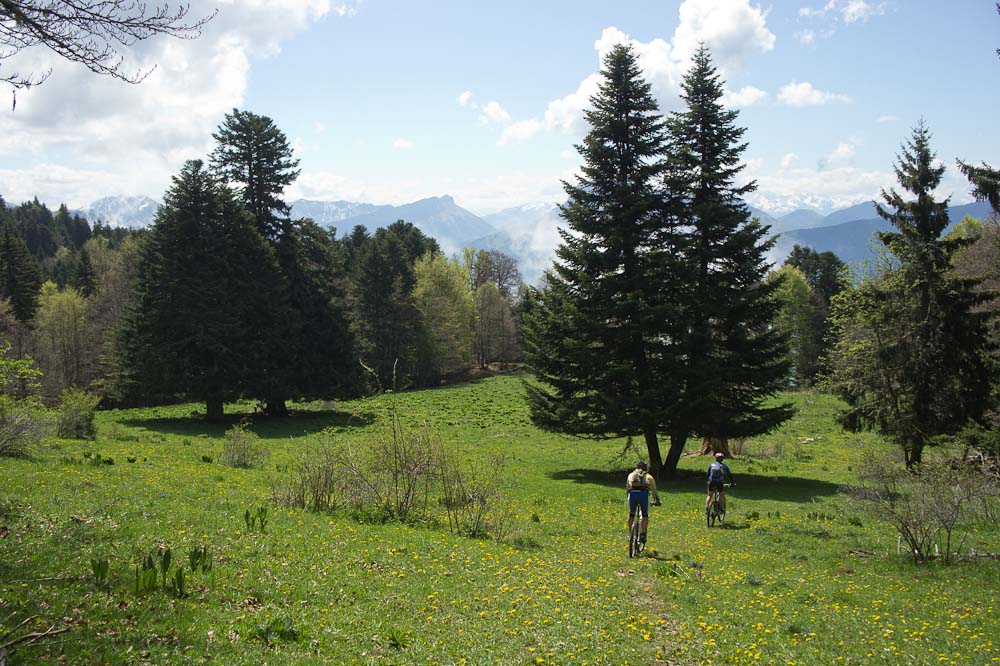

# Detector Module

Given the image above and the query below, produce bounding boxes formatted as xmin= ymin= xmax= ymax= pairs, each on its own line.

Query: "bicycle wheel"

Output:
xmin=705 ymin=504 xmax=712 ymax=527
xmin=718 ymin=504 xmax=726 ymax=524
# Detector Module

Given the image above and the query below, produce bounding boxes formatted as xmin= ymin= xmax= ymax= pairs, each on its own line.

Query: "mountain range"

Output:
xmin=73 ymin=195 xmax=995 ymax=284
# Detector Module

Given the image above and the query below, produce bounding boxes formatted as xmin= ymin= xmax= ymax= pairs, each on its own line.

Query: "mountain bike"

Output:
xmin=628 ymin=503 xmax=645 ymax=558
xmin=706 ymin=483 xmax=731 ymax=527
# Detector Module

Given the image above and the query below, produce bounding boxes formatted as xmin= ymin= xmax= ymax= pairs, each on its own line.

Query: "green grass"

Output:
xmin=0 ymin=376 xmax=997 ymax=664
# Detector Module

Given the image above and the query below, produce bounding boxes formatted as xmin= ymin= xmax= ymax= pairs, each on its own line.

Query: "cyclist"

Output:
xmin=706 ymin=452 xmax=735 ymax=513
xmin=626 ymin=461 xmax=661 ymax=546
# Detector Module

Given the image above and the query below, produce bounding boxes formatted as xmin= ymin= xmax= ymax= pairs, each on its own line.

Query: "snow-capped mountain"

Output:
xmin=73 ymin=195 xmax=161 ymax=228
xmin=288 ymin=199 xmax=386 ymax=226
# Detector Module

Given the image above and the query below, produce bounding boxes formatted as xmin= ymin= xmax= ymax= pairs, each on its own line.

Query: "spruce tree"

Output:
xmin=522 ymin=44 xmax=679 ymax=473
xmin=350 ymin=221 xmax=437 ymax=390
xmin=210 ymin=108 xmax=301 ymax=241
xmin=831 ymin=122 xmax=994 ymax=466
xmin=661 ymin=46 xmax=792 ymax=473
xmin=73 ymin=246 xmax=97 ymax=297
xmin=119 ymin=160 xmax=289 ymax=421
xmin=0 ymin=224 xmax=42 ymax=322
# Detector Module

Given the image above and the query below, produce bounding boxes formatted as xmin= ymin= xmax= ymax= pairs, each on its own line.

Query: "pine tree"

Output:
xmin=210 ymin=108 xmax=301 ymax=241
xmin=119 ymin=160 xmax=289 ymax=421
xmin=73 ymin=246 xmax=98 ymax=298
xmin=351 ymin=221 xmax=437 ymax=390
xmin=831 ymin=122 xmax=994 ymax=466
xmin=0 ymin=224 xmax=42 ymax=322
xmin=522 ymin=44 xmax=680 ymax=473
xmin=661 ymin=46 xmax=792 ymax=473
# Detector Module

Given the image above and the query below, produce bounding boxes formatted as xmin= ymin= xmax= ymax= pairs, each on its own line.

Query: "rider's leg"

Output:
xmin=706 ymin=487 xmax=713 ymax=510
xmin=628 ymin=512 xmax=635 ymax=533
xmin=719 ymin=490 xmax=726 ymax=511
xmin=640 ymin=514 xmax=649 ymax=542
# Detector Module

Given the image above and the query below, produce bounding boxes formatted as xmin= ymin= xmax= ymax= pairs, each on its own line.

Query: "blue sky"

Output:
xmin=1 ymin=0 xmax=998 ymax=215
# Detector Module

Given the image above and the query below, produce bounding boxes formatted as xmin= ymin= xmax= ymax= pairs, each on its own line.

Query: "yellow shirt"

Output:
xmin=626 ymin=470 xmax=661 ymax=504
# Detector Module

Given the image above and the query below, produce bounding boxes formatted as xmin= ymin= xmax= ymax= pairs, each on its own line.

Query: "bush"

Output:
xmin=56 ymin=388 xmax=101 ymax=439
xmin=438 ymin=450 xmax=516 ymax=540
xmin=271 ymin=416 xmax=517 ymax=541
xmin=335 ymin=420 xmax=439 ymax=523
xmin=846 ymin=450 xmax=999 ymax=563
xmin=272 ymin=444 xmax=341 ymax=513
xmin=0 ymin=395 xmax=46 ymax=458
xmin=221 ymin=423 xmax=267 ymax=469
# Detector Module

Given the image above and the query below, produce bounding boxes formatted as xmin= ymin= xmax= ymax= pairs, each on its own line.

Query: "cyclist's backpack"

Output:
xmin=708 ymin=461 xmax=725 ymax=482
xmin=628 ymin=470 xmax=648 ymax=491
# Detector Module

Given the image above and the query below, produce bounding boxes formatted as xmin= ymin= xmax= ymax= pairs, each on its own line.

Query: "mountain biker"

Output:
xmin=626 ymin=461 xmax=661 ymax=546
xmin=706 ymin=452 xmax=735 ymax=513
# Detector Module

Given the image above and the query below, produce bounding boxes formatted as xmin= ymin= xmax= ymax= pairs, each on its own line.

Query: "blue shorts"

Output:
xmin=628 ymin=490 xmax=649 ymax=517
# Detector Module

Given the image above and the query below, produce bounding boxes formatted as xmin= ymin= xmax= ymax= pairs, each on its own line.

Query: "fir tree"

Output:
xmin=119 ymin=160 xmax=289 ymax=421
xmin=661 ymin=45 xmax=792 ymax=473
xmin=831 ymin=122 xmax=994 ymax=466
xmin=73 ymin=246 xmax=98 ymax=297
xmin=522 ymin=44 xmax=679 ymax=473
xmin=351 ymin=221 xmax=437 ymax=390
xmin=0 ymin=224 xmax=42 ymax=322
xmin=210 ymin=108 xmax=301 ymax=241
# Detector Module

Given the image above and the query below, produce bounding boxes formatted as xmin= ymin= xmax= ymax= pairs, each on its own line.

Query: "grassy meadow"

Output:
xmin=1 ymin=374 xmax=998 ymax=665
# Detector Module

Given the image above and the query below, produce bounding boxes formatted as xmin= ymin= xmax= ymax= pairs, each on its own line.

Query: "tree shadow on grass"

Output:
xmin=121 ymin=408 xmax=376 ymax=439
xmin=549 ymin=468 xmax=842 ymax=503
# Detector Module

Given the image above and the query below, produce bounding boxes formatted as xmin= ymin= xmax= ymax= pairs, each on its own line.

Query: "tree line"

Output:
xmin=0 ymin=111 xmax=525 ymax=416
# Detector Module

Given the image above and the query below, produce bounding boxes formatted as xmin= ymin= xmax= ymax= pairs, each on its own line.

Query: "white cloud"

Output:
xmin=745 ymin=165 xmax=892 ymax=214
xmin=722 ymin=85 xmax=768 ymax=107
xmin=479 ymin=101 xmax=512 ymax=126
xmin=499 ymin=119 xmax=545 ymax=146
xmin=314 ymin=121 xmax=327 ymax=133
xmin=841 ymin=0 xmax=884 ymax=24
xmin=798 ymin=1 xmax=885 ymax=38
xmin=495 ymin=0 xmax=774 ymax=145
xmin=795 ymin=29 xmax=816 ymax=45
xmin=829 ymin=141 xmax=858 ymax=163
xmin=877 ymin=114 xmax=898 ymax=123
xmin=778 ymin=81 xmax=851 ymax=107
xmin=457 ymin=91 xmax=475 ymax=107
xmin=392 ymin=138 xmax=414 ymax=150
xmin=781 ymin=152 xmax=799 ymax=169
xmin=0 ymin=0 xmax=350 ymax=204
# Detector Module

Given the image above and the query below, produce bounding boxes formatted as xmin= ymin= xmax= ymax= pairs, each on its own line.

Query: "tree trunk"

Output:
xmin=265 ymin=397 xmax=289 ymax=417
xmin=644 ymin=427 xmax=663 ymax=476
xmin=663 ymin=431 xmax=688 ymax=477
xmin=699 ymin=436 xmax=733 ymax=457
xmin=206 ymin=398 xmax=224 ymax=422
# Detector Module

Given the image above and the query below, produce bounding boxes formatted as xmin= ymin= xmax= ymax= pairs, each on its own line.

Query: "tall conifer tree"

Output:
xmin=661 ymin=46 xmax=792 ymax=474
xmin=0 ymin=224 xmax=42 ymax=323
xmin=831 ymin=122 xmax=994 ymax=466
xmin=120 ymin=160 xmax=289 ymax=421
xmin=210 ymin=109 xmax=301 ymax=241
xmin=522 ymin=44 xmax=681 ymax=473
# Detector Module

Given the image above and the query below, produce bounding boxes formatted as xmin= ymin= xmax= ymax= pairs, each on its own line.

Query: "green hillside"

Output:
xmin=1 ymin=375 xmax=996 ymax=665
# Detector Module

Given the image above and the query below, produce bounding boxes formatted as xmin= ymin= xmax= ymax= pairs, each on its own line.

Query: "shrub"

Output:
xmin=335 ymin=421 xmax=439 ymax=523
xmin=846 ymin=450 xmax=999 ymax=563
xmin=221 ymin=423 xmax=267 ymax=469
xmin=56 ymin=388 xmax=101 ymax=439
xmin=438 ymin=450 xmax=516 ymax=540
xmin=271 ymin=444 xmax=341 ymax=513
xmin=0 ymin=395 xmax=46 ymax=458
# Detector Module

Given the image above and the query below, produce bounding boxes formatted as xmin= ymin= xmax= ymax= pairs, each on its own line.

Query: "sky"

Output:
xmin=0 ymin=0 xmax=998 ymax=216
